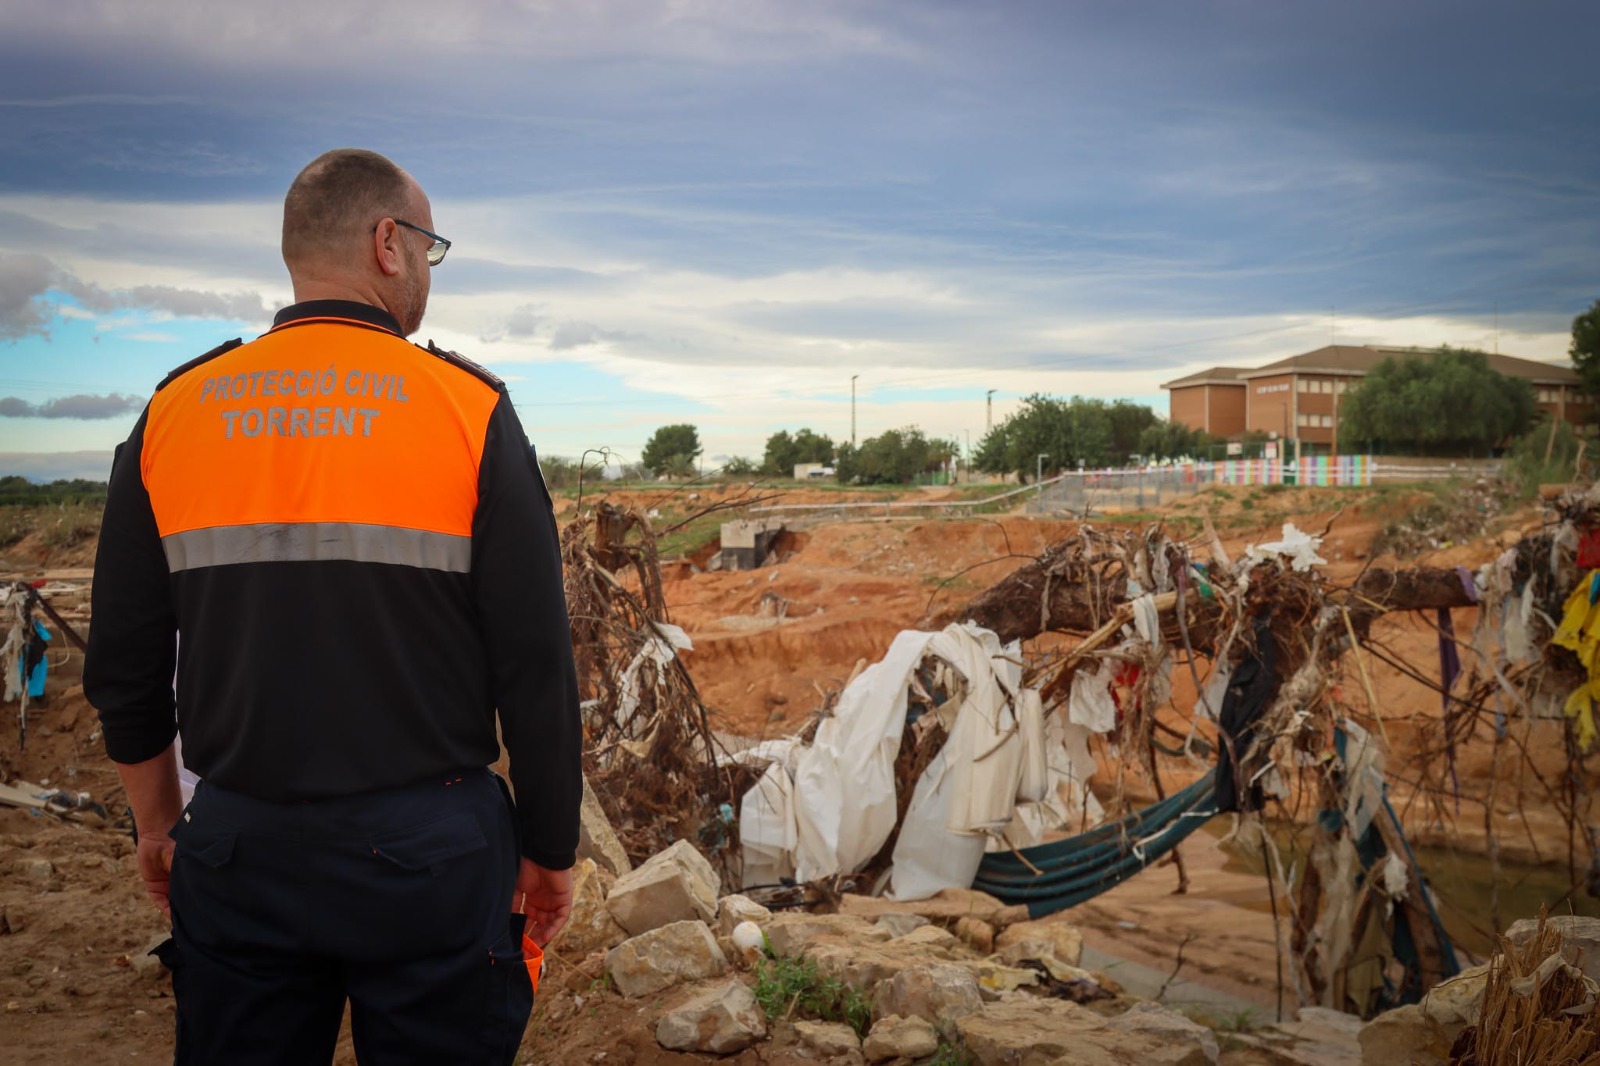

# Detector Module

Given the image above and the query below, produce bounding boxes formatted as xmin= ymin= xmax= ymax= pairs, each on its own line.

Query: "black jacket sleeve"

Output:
xmin=84 ymin=411 xmax=180 ymax=763
xmin=471 ymin=392 xmax=582 ymax=869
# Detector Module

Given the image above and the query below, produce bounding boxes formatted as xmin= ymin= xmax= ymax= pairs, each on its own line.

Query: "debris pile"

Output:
xmin=560 ymin=500 xmax=755 ymax=880
xmin=1372 ymin=479 xmax=1508 ymax=558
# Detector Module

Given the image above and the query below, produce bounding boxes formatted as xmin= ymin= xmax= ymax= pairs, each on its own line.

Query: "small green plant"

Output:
xmin=928 ymin=1042 xmax=978 ymax=1066
xmin=1505 ymin=419 xmax=1586 ymax=498
xmin=1180 ymin=1005 xmax=1260 ymax=1034
xmin=751 ymin=954 xmax=871 ymax=1036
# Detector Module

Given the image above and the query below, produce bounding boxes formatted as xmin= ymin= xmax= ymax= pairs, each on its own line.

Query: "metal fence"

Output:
xmin=746 ymin=456 xmax=1501 ymax=521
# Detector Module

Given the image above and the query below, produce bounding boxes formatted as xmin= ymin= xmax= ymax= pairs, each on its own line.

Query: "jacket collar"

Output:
xmin=271 ymin=300 xmax=404 ymax=337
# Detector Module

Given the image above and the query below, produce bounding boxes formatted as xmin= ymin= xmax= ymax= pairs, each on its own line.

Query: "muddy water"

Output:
xmin=1214 ymin=822 xmax=1600 ymax=959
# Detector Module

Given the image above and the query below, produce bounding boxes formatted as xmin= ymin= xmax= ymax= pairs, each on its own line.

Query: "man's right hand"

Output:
xmin=514 ymin=859 xmax=574 ymax=948
xmin=114 ymin=743 xmax=184 ymax=920
xmin=136 ymin=830 xmax=177 ymax=918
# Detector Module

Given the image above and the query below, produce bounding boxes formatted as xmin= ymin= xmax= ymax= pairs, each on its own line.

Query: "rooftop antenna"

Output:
xmin=1494 ymin=301 xmax=1500 ymax=354
xmin=1330 ymin=306 xmax=1336 ymax=347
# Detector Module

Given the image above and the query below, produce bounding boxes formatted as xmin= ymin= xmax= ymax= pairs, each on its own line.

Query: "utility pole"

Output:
xmin=986 ymin=389 xmax=996 ymax=433
xmin=1037 ymin=453 xmax=1048 ymax=492
xmin=851 ymin=375 xmax=859 ymax=446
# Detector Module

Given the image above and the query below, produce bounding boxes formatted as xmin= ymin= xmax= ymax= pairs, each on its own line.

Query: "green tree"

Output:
xmin=1107 ymin=401 xmax=1159 ymax=463
xmin=1137 ymin=419 xmax=1211 ymax=461
xmin=1571 ymin=298 xmax=1600 ymax=407
xmin=835 ymin=427 xmax=957 ymax=484
xmin=640 ymin=423 xmax=702 ymax=476
xmin=1339 ymin=348 xmax=1534 ymax=455
xmin=973 ymin=394 xmax=1114 ymax=480
xmin=536 ymin=454 xmax=606 ymax=490
xmin=761 ymin=428 xmax=835 ymax=475
xmin=721 ymin=456 xmax=759 ymax=476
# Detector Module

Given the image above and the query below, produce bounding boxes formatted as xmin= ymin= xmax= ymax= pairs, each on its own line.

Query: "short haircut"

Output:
xmin=282 ymin=149 xmax=413 ymax=267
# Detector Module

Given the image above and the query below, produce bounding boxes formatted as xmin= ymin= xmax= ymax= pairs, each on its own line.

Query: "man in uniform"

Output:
xmin=84 ymin=148 xmax=580 ymax=1065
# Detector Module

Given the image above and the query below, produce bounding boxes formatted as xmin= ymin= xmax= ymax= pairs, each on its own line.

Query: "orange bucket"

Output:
xmin=521 ymin=934 xmax=544 ymax=996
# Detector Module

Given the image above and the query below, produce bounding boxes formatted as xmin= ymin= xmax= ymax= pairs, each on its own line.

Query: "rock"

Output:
xmin=897 ymin=924 xmax=962 ymax=951
xmin=0 ymin=903 xmax=26 ymax=934
xmin=955 ymin=998 xmax=1209 ymax=1066
xmin=578 ymin=776 xmax=632 ymax=877
xmin=1107 ymin=1002 xmax=1220 ymax=1066
xmin=1418 ymin=963 xmax=1490 ymax=1043
xmin=605 ymin=920 xmax=728 ymax=997
xmin=794 ymin=1019 xmax=861 ymax=1056
xmin=840 ymin=888 xmax=1027 ymax=930
xmin=130 ymin=935 xmax=171 ymax=984
xmin=655 ymin=978 xmax=767 ymax=1054
xmin=993 ymin=915 xmax=1084 ymax=968
xmin=550 ymin=859 xmax=628 ymax=957
xmin=862 ymin=1015 xmax=938 ymax=1062
xmin=716 ymin=893 xmax=772 ymax=937
xmin=1270 ymin=1006 xmax=1365 ymax=1066
xmin=16 ymin=858 xmax=53 ymax=881
xmin=765 ymin=912 xmax=889 ymax=959
xmin=953 ymin=917 xmax=995 ymax=954
xmin=871 ymin=963 xmax=982 ymax=1036
xmin=805 ymin=940 xmax=918 ymax=992
xmin=874 ymin=913 xmax=930 ymax=938
xmin=803 ymin=928 xmax=969 ymax=993
xmin=1359 ymin=1003 xmax=1449 ymax=1066
xmin=1507 ymin=916 xmax=1600 ymax=981
xmin=605 ymin=840 xmax=720 ymax=935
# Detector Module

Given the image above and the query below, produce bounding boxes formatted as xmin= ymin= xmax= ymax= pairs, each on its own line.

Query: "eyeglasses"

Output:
xmin=392 ymin=219 xmax=451 ymax=266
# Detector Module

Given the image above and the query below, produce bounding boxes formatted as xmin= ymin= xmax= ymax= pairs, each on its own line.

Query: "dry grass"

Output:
xmin=1452 ymin=911 xmax=1600 ymax=1065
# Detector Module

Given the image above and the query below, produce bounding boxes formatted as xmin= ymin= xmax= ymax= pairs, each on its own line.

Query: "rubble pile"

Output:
xmin=544 ymin=823 xmax=1379 ymax=1065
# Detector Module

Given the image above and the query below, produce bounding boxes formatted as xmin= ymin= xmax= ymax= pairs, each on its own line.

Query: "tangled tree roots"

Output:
xmin=562 ymin=500 xmax=757 ymax=882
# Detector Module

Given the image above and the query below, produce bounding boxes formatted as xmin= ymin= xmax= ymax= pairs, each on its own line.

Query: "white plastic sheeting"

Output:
xmin=614 ymin=622 xmax=694 ymax=747
xmin=1244 ymin=523 xmax=1327 ymax=572
xmin=734 ymin=622 xmax=1101 ymax=899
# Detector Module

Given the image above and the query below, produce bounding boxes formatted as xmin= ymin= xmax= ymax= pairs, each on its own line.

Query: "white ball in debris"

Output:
xmin=731 ymin=920 xmax=766 ymax=964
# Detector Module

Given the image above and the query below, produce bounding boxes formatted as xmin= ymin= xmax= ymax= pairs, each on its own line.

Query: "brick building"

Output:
xmin=1161 ymin=345 xmax=1587 ymax=451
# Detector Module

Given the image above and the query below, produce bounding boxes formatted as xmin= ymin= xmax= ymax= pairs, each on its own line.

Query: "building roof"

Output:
xmin=1237 ymin=345 xmax=1578 ymax=385
xmin=1158 ymin=366 xmax=1250 ymax=390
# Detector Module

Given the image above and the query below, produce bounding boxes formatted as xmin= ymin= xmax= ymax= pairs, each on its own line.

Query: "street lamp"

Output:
xmin=1037 ymin=453 xmax=1049 ymax=493
xmin=851 ymin=374 xmax=859 ymax=446
xmin=987 ymin=389 xmax=997 ymax=433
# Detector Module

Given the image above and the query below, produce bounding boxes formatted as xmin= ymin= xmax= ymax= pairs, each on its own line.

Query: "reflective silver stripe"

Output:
xmin=162 ymin=522 xmax=471 ymax=574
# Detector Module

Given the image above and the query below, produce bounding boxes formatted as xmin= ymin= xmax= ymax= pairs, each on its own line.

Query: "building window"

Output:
xmin=1296 ymin=413 xmax=1310 ymax=427
xmin=1321 ymin=414 xmax=1333 ymax=428
xmin=1297 ymin=379 xmax=1310 ymax=393
xmin=1335 ymin=380 xmax=1348 ymax=394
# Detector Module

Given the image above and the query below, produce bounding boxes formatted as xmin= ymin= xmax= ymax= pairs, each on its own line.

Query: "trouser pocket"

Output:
xmin=484 ymin=913 xmax=535 ymax=1065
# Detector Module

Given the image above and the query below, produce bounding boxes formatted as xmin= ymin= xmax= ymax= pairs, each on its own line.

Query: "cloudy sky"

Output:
xmin=2 ymin=0 xmax=1597 ymax=478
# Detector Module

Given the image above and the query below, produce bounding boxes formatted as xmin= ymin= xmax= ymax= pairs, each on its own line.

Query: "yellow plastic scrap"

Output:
xmin=967 ymin=961 xmax=1042 ymax=992
xmin=1553 ymin=571 xmax=1600 ymax=750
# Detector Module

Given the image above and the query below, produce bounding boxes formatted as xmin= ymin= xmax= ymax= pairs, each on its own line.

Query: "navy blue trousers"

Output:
xmin=162 ymin=770 xmax=532 ymax=1065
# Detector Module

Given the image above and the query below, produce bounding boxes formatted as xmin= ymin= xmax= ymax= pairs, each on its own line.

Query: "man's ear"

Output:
xmin=372 ymin=218 xmax=404 ymax=277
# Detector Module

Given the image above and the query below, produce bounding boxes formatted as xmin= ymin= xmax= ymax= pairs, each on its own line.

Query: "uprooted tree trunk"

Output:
xmin=945 ymin=552 xmax=1479 ymax=644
